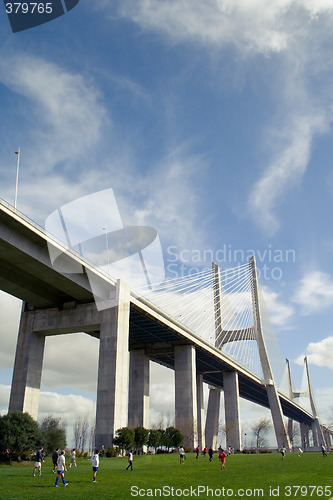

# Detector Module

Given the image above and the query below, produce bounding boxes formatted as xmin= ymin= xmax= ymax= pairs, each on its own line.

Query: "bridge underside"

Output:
xmin=1 ymin=203 xmax=315 ymax=448
xmin=129 ymin=303 xmax=313 ymax=426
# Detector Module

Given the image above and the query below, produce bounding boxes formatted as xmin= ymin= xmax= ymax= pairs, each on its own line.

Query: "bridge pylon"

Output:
xmin=249 ymin=256 xmax=292 ymax=451
xmin=303 ymin=356 xmax=327 ymax=448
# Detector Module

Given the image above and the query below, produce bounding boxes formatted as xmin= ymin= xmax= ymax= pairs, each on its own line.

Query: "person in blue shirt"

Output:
xmin=33 ymin=446 xmax=44 ymax=477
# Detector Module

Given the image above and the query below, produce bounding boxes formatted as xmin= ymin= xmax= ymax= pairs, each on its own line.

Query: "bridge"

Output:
xmin=0 ymin=198 xmax=331 ymax=451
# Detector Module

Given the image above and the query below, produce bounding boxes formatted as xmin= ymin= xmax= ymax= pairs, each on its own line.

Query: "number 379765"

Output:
xmin=5 ymin=3 xmax=53 ymax=14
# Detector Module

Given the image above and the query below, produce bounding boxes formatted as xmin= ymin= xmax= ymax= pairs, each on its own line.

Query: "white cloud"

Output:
xmin=38 ymin=391 xmax=96 ymax=428
xmin=41 ymin=334 xmax=99 ymax=393
xmin=248 ymin=114 xmax=328 ymax=235
xmin=292 ymin=271 xmax=333 ymax=314
xmin=261 ymin=285 xmax=295 ymax=328
xmin=295 ymin=336 xmax=333 ymax=370
xmin=0 ymin=53 xmax=107 ymax=172
xmin=100 ymin=1 xmax=333 ymax=235
xmin=0 ymin=51 xmax=110 ymax=223
xmin=0 ymin=384 xmax=96 ymax=447
xmin=107 ymin=0 xmax=333 ymax=55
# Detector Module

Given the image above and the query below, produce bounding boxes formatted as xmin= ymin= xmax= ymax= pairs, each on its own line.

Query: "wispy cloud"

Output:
xmin=100 ymin=0 xmax=333 ymax=235
xmin=292 ymin=271 xmax=333 ymax=314
xmin=0 ymin=51 xmax=109 ymax=218
xmin=101 ymin=1 xmax=333 ymax=55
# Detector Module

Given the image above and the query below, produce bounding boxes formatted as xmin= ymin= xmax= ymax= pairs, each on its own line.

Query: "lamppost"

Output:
xmin=14 ymin=148 xmax=20 ymax=210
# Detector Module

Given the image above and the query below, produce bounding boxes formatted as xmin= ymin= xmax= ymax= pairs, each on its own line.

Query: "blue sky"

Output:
xmin=1 ymin=1 xmax=333 ymax=444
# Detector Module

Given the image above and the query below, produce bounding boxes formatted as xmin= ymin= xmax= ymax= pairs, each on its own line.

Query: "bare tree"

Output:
xmin=252 ymin=418 xmax=271 ymax=450
xmin=219 ymin=422 xmax=235 ymax=450
xmin=89 ymin=423 xmax=95 ymax=454
xmin=74 ymin=416 xmax=89 ymax=452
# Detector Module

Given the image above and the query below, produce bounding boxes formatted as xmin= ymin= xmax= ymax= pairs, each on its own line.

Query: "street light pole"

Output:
xmin=14 ymin=148 xmax=20 ymax=210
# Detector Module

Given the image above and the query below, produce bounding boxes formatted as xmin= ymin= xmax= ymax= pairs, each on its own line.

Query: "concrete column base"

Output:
xmin=196 ymin=374 xmax=205 ymax=450
xmin=174 ymin=345 xmax=198 ymax=449
xmin=9 ymin=306 xmax=45 ymax=420
xmin=224 ymin=371 xmax=241 ymax=451
xmin=205 ymin=387 xmax=221 ymax=450
xmin=128 ymin=349 xmax=150 ymax=429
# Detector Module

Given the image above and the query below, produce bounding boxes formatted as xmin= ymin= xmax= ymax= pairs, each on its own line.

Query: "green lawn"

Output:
xmin=0 ymin=452 xmax=332 ymax=499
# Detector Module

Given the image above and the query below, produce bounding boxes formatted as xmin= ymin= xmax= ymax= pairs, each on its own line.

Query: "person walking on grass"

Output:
xmin=179 ymin=446 xmax=185 ymax=464
xmin=70 ymin=448 xmax=77 ymax=468
xmin=54 ymin=450 xmax=68 ymax=488
xmin=33 ymin=446 xmax=44 ymax=477
xmin=91 ymin=449 xmax=99 ymax=482
xmin=126 ymin=450 xmax=133 ymax=470
xmin=52 ymin=448 xmax=59 ymax=473
xmin=218 ymin=449 xmax=227 ymax=470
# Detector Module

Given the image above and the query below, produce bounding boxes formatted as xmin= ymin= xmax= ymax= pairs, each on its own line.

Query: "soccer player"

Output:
xmin=179 ymin=446 xmax=185 ymax=464
xmin=54 ymin=450 xmax=68 ymax=487
xmin=218 ymin=448 xmax=227 ymax=470
xmin=52 ymin=448 xmax=59 ymax=473
xmin=70 ymin=448 xmax=77 ymax=468
xmin=33 ymin=446 xmax=44 ymax=477
xmin=91 ymin=449 xmax=99 ymax=482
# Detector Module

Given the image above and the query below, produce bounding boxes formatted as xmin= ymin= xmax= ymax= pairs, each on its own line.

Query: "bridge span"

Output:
xmin=0 ymin=200 xmax=328 ymax=451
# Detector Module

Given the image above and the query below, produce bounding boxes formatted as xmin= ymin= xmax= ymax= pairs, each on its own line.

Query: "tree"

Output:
xmin=0 ymin=411 xmax=41 ymax=461
xmin=164 ymin=427 xmax=183 ymax=450
xmin=40 ymin=416 xmax=66 ymax=455
xmin=147 ymin=429 xmax=163 ymax=452
xmin=252 ymin=418 xmax=271 ymax=450
xmin=134 ymin=427 xmax=149 ymax=453
xmin=113 ymin=427 xmax=135 ymax=452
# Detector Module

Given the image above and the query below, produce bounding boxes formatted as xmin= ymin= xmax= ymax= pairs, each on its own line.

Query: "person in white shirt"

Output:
xmin=70 ymin=448 xmax=77 ymax=468
xmin=54 ymin=450 xmax=68 ymax=488
xmin=179 ymin=446 xmax=185 ymax=464
xmin=91 ymin=449 xmax=100 ymax=482
xmin=126 ymin=450 xmax=133 ymax=470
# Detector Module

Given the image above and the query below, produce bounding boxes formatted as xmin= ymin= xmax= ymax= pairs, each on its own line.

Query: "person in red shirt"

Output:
xmin=218 ymin=449 xmax=227 ymax=470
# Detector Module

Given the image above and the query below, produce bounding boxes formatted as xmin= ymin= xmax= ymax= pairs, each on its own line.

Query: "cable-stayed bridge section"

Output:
xmin=0 ymin=200 xmax=329 ymax=451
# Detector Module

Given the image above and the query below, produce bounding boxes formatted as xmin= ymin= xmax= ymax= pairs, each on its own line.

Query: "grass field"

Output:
xmin=0 ymin=452 xmax=332 ymax=499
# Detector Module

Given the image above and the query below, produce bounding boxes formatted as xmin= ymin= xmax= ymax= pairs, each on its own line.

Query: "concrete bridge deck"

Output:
xmin=0 ymin=200 xmax=314 ymax=431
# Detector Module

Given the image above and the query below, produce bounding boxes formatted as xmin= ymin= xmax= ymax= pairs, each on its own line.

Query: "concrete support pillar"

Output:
xmin=9 ymin=306 xmax=45 ymax=420
xmin=196 ymin=374 xmax=205 ymax=450
xmin=128 ymin=349 xmax=150 ymax=429
xmin=288 ymin=419 xmax=294 ymax=447
xmin=300 ymin=423 xmax=309 ymax=450
xmin=174 ymin=344 xmax=198 ymax=449
xmin=223 ymin=371 xmax=242 ymax=451
xmin=95 ymin=280 xmax=130 ymax=450
xmin=312 ymin=419 xmax=322 ymax=447
xmin=205 ymin=387 xmax=221 ymax=450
